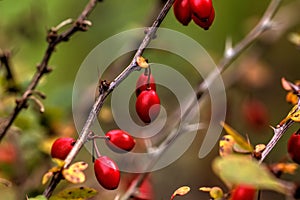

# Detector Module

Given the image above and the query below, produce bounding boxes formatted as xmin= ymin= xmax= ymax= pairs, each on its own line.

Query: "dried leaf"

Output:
xmin=286 ymin=92 xmax=298 ymax=105
xmin=41 ymin=160 xmax=64 ymax=185
xmin=170 ymin=186 xmax=190 ymax=200
xmin=279 ymin=105 xmax=298 ymax=126
xmin=213 ymin=155 xmax=294 ymax=195
xmin=270 ymin=163 xmax=298 ymax=175
xmin=281 ymin=77 xmax=293 ymax=91
xmin=42 ymin=172 xmax=53 ymax=185
xmin=221 ymin=122 xmax=253 ymax=152
xmin=50 ymin=187 xmax=97 ymax=200
xmin=136 ymin=56 xmax=149 ymax=68
xmin=0 ymin=178 xmax=12 ymax=187
xmin=62 ymin=162 xmax=88 ymax=184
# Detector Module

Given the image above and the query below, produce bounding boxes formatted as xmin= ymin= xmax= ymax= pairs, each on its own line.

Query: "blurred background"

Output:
xmin=0 ymin=0 xmax=300 ymax=199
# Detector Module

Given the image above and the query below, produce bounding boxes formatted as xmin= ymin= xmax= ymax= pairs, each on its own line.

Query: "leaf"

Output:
xmin=281 ymin=77 xmax=292 ymax=91
xmin=42 ymin=160 xmax=64 ymax=185
xmin=221 ymin=122 xmax=253 ymax=152
xmin=291 ymin=110 xmax=300 ymax=122
xmin=199 ymin=187 xmax=223 ymax=199
xmin=50 ymin=187 xmax=98 ymax=200
xmin=219 ymin=135 xmax=235 ymax=157
xmin=136 ymin=56 xmax=149 ymax=68
xmin=280 ymin=105 xmax=298 ymax=125
xmin=270 ymin=163 xmax=298 ymax=175
xmin=62 ymin=162 xmax=88 ymax=184
xmin=170 ymin=186 xmax=190 ymax=200
xmin=212 ymin=155 xmax=294 ymax=195
xmin=42 ymin=171 xmax=53 ymax=185
xmin=27 ymin=195 xmax=47 ymax=200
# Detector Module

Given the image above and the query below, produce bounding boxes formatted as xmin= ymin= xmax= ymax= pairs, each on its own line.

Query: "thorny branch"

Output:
xmin=0 ymin=0 xmax=98 ymax=141
xmin=120 ymin=0 xmax=283 ymax=199
xmin=42 ymin=0 xmax=175 ymax=198
xmin=260 ymin=82 xmax=300 ymax=163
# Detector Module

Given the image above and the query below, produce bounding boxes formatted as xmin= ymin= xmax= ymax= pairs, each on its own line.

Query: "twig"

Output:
xmin=42 ymin=0 xmax=175 ymax=198
xmin=0 ymin=0 xmax=98 ymax=141
xmin=260 ymin=87 xmax=300 ymax=163
xmin=0 ymin=50 xmax=18 ymax=92
xmin=119 ymin=0 xmax=283 ymax=199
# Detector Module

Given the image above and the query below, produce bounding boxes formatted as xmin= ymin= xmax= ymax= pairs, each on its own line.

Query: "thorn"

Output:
xmin=29 ymin=96 xmax=45 ymax=113
xmin=51 ymin=18 xmax=73 ymax=32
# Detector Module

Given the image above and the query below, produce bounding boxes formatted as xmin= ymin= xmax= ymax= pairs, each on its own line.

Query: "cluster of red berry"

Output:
xmin=135 ymin=69 xmax=160 ymax=123
xmin=173 ymin=0 xmax=215 ymax=30
xmin=50 ymin=129 xmax=136 ymax=190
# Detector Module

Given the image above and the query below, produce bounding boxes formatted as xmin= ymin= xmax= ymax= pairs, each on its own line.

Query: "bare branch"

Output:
xmin=119 ymin=0 xmax=283 ymax=199
xmin=0 ymin=0 xmax=99 ymax=141
xmin=42 ymin=0 xmax=175 ymax=198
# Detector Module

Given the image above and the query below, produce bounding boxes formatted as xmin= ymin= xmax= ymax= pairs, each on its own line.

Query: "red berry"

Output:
xmin=173 ymin=0 xmax=192 ymax=26
xmin=94 ymin=156 xmax=120 ymax=190
xmin=288 ymin=130 xmax=300 ymax=164
xmin=105 ymin=129 xmax=136 ymax=153
xmin=189 ymin=0 xmax=213 ymax=19
xmin=230 ymin=185 xmax=256 ymax=200
xmin=51 ymin=137 xmax=76 ymax=160
xmin=241 ymin=99 xmax=269 ymax=130
xmin=136 ymin=73 xmax=156 ymax=97
xmin=192 ymin=6 xmax=215 ymax=30
xmin=136 ymin=90 xmax=160 ymax=123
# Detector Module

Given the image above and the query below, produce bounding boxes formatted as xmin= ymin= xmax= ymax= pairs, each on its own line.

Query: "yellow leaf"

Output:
xmin=62 ymin=162 xmax=88 ymax=184
xmin=170 ymin=186 xmax=190 ymax=200
xmin=221 ymin=122 xmax=253 ymax=152
xmin=42 ymin=172 xmax=53 ymax=185
xmin=52 ymin=158 xmax=65 ymax=168
xmin=291 ymin=110 xmax=300 ymax=122
xmin=219 ymin=135 xmax=235 ymax=157
xmin=280 ymin=105 xmax=298 ymax=125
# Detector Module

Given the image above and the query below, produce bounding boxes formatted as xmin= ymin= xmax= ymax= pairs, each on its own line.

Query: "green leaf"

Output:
xmin=212 ymin=155 xmax=294 ymax=195
xmin=221 ymin=122 xmax=253 ymax=152
xmin=50 ymin=187 xmax=98 ymax=200
xmin=27 ymin=195 xmax=47 ymax=200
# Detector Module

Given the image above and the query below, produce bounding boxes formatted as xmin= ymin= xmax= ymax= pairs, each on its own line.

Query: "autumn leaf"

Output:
xmin=221 ymin=122 xmax=253 ymax=152
xmin=213 ymin=155 xmax=294 ymax=195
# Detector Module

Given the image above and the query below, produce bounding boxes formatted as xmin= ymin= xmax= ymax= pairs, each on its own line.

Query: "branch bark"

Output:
xmin=42 ymin=0 xmax=175 ymax=198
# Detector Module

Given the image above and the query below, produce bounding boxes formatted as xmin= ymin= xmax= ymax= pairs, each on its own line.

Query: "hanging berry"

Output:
xmin=173 ymin=0 xmax=215 ymax=30
xmin=105 ymin=129 xmax=136 ymax=153
xmin=94 ymin=156 xmax=120 ymax=190
xmin=173 ymin=0 xmax=192 ymax=26
xmin=136 ymin=73 xmax=156 ymax=97
xmin=136 ymin=89 xmax=161 ymax=123
xmin=287 ymin=129 xmax=300 ymax=164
